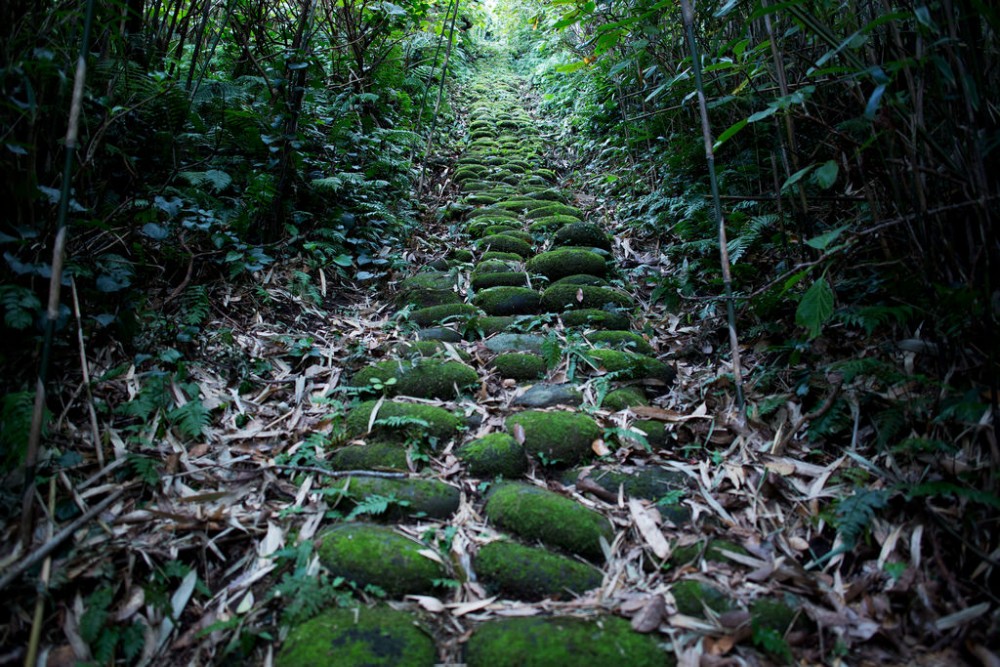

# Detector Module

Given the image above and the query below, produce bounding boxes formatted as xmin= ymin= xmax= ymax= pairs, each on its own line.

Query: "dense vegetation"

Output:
xmin=1 ymin=0 xmax=997 ymax=663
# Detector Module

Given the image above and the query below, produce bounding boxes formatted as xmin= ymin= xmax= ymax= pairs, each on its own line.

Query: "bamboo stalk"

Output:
xmin=679 ymin=0 xmax=744 ymax=409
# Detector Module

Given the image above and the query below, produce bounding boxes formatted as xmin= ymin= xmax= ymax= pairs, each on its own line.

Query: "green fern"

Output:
xmin=347 ymin=493 xmax=410 ymax=520
xmin=168 ymin=399 xmax=210 ymax=439
xmin=834 ymin=489 xmax=889 ymax=548
xmin=0 ymin=390 xmax=38 ymax=468
xmin=181 ymin=285 xmax=210 ymax=326
xmin=0 ymin=285 xmax=41 ymax=329
xmin=835 ymin=304 xmax=912 ymax=335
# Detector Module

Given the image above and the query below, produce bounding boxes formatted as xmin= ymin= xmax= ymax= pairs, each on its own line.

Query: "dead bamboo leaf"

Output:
xmin=406 ymin=595 xmax=445 ymax=613
xmin=447 ymin=596 xmax=497 ymax=617
xmin=628 ymin=498 xmax=671 ymax=559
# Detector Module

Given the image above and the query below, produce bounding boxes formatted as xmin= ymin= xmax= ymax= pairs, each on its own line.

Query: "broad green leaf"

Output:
xmin=747 ymin=106 xmax=777 ymax=123
xmin=332 ymin=254 xmax=353 ymax=267
xmin=796 ymin=278 xmax=835 ymax=339
xmin=814 ymin=160 xmax=839 ymax=189
xmin=780 ymin=164 xmax=815 ymax=192
xmin=714 ymin=118 xmax=747 ymax=151
xmin=805 ymin=224 xmax=849 ymax=250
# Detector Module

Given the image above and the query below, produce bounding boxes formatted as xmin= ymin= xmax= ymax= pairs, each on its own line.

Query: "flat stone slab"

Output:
xmin=465 ymin=616 xmax=667 ymax=667
xmin=484 ymin=333 xmax=546 ymax=354
xmin=512 ymin=383 xmax=583 ymax=408
xmin=277 ymin=606 xmax=436 ymax=667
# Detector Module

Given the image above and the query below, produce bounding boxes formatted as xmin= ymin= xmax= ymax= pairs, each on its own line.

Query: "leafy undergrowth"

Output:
xmin=1 ymin=56 xmax=998 ymax=667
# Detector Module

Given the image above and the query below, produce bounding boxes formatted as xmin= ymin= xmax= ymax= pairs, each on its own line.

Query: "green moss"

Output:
xmin=468 ymin=218 xmax=520 ymax=238
xmin=338 ymin=476 xmax=460 ymax=520
xmin=586 ymin=349 xmax=675 ymax=385
xmin=455 ymin=165 xmax=489 ymax=181
xmin=457 ymin=433 xmax=527 ymax=478
xmin=750 ymin=596 xmax=805 ymax=633
xmin=532 ymin=168 xmax=557 ymax=181
xmin=470 ymin=271 xmax=531 ymax=290
xmin=549 ymin=274 xmax=609 ymax=288
xmin=560 ymin=309 xmax=631 ymax=330
xmin=471 ymin=315 xmax=517 ymax=336
xmin=410 ymin=303 xmax=481 ymax=327
xmin=467 ymin=207 xmax=518 ymax=220
xmin=485 ymin=227 xmax=531 ymax=242
xmin=465 ymin=616 xmax=667 ymax=667
xmin=476 ymin=234 xmax=533 ymax=258
xmin=525 ymin=249 xmax=606 ymax=281
xmin=494 ymin=198 xmax=552 ymax=212
xmin=345 ymin=400 xmax=462 ymax=442
xmin=505 ymin=410 xmax=601 ymax=467
xmin=318 ymin=524 xmax=445 ymax=597
xmin=476 ymin=541 xmax=602 ymax=601
xmin=450 ymin=249 xmax=475 ymax=263
xmin=552 ymin=221 xmax=612 ymax=250
xmin=481 ymin=251 xmax=523 ymax=262
xmin=586 ymin=331 xmax=654 ymax=355
xmin=494 ymin=353 xmax=546 ymax=380
xmin=564 ymin=467 xmax=688 ymax=505
xmin=484 ymin=482 xmax=612 ymax=561
xmin=415 ymin=327 xmax=463 ymax=342
xmin=602 ymin=388 xmax=649 ymax=412
xmin=396 ymin=273 xmax=460 ymax=308
xmin=633 ymin=420 xmax=669 ymax=448
xmin=671 ymin=580 xmax=735 ymax=617
xmin=276 ymin=607 xmax=436 ymax=667
xmin=349 ymin=359 xmax=478 ymax=400
xmin=528 ymin=215 xmax=583 ymax=234
xmin=473 ymin=259 xmax=519 ymax=274
xmin=670 ymin=539 xmax=748 ymax=567
xmin=524 ymin=203 xmax=583 ymax=219
xmin=540 ymin=285 xmax=633 ymax=312
xmin=330 ymin=442 xmax=407 ymax=471
xmin=472 ymin=286 xmax=541 ymax=316
xmin=393 ymin=340 xmax=471 ymax=361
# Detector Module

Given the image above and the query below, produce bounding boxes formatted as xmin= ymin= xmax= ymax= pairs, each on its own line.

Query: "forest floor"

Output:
xmin=2 ymin=52 xmax=996 ymax=667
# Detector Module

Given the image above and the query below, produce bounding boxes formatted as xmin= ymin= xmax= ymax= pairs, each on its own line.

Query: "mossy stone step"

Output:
xmin=563 ymin=467 xmax=688 ymax=504
xmin=318 ymin=524 xmax=445 ymax=598
xmin=457 ymin=432 xmax=527 ymax=478
xmin=524 ymin=203 xmax=583 ymax=219
xmin=494 ymin=198 xmax=552 ymax=212
xmin=472 ymin=315 xmax=517 ymax=336
xmin=276 ymin=606 xmax=436 ymax=667
xmin=480 ymin=251 xmax=523 ymax=262
xmin=549 ymin=274 xmax=610 ymax=289
xmin=465 ymin=616 xmax=667 ymax=667
xmin=396 ymin=272 xmax=460 ymax=308
xmin=349 ymin=359 xmax=479 ymax=400
xmin=337 ymin=476 xmax=460 ymax=520
xmin=476 ymin=234 xmax=533 ymax=258
xmin=552 ymin=221 xmax=612 ymax=250
xmin=483 ymin=332 xmax=546 ymax=354
xmin=512 ymin=383 xmax=583 ymax=408
xmin=505 ymin=409 xmax=601 ymax=466
xmin=560 ymin=309 xmax=631 ymax=330
xmin=472 ymin=286 xmax=541 ymax=316
xmin=415 ymin=327 xmax=464 ymax=342
xmin=529 ymin=215 xmax=583 ymax=233
xmin=602 ymin=387 xmax=649 ymax=411
xmin=392 ymin=340 xmax=471 ymax=361
xmin=632 ymin=420 xmax=669 ymax=448
xmin=494 ymin=353 xmax=546 ymax=380
xmin=484 ymin=482 xmax=612 ymax=561
xmin=410 ymin=303 xmax=481 ymax=327
xmin=671 ymin=579 xmax=736 ymax=617
xmin=468 ymin=207 xmax=519 ymax=220
xmin=470 ymin=271 xmax=532 ymax=290
xmin=585 ymin=330 xmax=654 ymax=355
xmin=587 ymin=349 xmax=676 ymax=385
xmin=473 ymin=259 xmax=520 ymax=274
xmin=526 ymin=248 xmax=606 ymax=281
xmin=670 ymin=539 xmax=748 ymax=567
xmin=345 ymin=400 xmax=463 ymax=442
xmin=330 ymin=441 xmax=408 ymax=471
xmin=540 ymin=284 xmax=634 ymax=312
xmin=476 ymin=540 xmax=602 ymax=601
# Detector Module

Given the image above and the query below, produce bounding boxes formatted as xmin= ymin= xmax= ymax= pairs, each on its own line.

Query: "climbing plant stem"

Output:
xmin=679 ymin=0 xmax=745 ymax=409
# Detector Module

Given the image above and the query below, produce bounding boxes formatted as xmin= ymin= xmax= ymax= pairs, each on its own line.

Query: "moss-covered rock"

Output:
xmin=526 ymin=249 xmax=606 ymax=281
xmin=504 ymin=409 xmax=600 ymax=466
xmin=476 ymin=234 xmax=533 ymax=258
xmin=586 ymin=330 xmax=654 ymax=355
xmin=345 ymin=400 xmax=463 ymax=442
xmin=671 ymin=579 xmax=736 ymax=617
xmin=476 ymin=541 xmax=602 ymax=601
xmin=349 ymin=359 xmax=479 ymax=399
xmin=480 ymin=251 xmax=523 ymax=262
xmin=396 ymin=273 xmax=460 ymax=308
xmin=470 ymin=271 xmax=530 ymax=290
xmin=465 ymin=193 xmax=500 ymax=206
xmin=471 ymin=315 xmax=516 ymax=336
xmin=552 ymin=221 xmax=612 ymax=250
xmin=513 ymin=384 xmax=584 ymax=408
xmin=457 ymin=432 xmax=527 ymax=478
xmin=586 ymin=349 xmax=675 ymax=385
xmin=330 ymin=442 xmax=408 ymax=471
xmin=468 ymin=218 xmax=520 ymax=238
xmin=602 ymin=388 xmax=649 ymax=412
xmin=318 ymin=524 xmax=445 ymax=597
xmin=415 ymin=327 xmax=463 ymax=342
xmin=560 ymin=309 xmax=631 ymax=330
xmin=564 ymin=467 xmax=688 ymax=505
xmin=632 ymin=420 xmax=670 ymax=449
xmin=337 ymin=476 xmax=460 ymax=520
xmin=465 ymin=616 xmax=667 ymax=667
xmin=455 ymin=164 xmax=489 ymax=181
xmin=473 ymin=259 xmax=520 ymax=274
xmin=472 ymin=286 xmax=541 ymax=316
xmin=549 ymin=274 xmax=610 ymax=289
xmin=494 ymin=198 xmax=552 ymax=212
xmin=467 ymin=207 xmax=518 ymax=220
xmin=276 ymin=606 xmax=436 ymax=667
xmin=393 ymin=340 xmax=471 ymax=361
xmin=670 ymin=539 xmax=749 ymax=567
xmin=485 ymin=227 xmax=532 ymax=242
xmin=494 ymin=353 xmax=546 ymax=380
xmin=540 ymin=284 xmax=634 ymax=312
xmin=484 ymin=332 xmax=546 ymax=354
xmin=410 ymin=303 xmax=481 ymax=327
xmin=524 ymin=203 xmax=583 ymax=219
xmin=750 ymin=596 xmax=805 ymax=632
xmin=484 ymin=482 xmax=612 ymax=561
xmin=450 ymin=248 xmax=475 ymax=263
xmin=528 ymin=215 xmax=583 ymax=233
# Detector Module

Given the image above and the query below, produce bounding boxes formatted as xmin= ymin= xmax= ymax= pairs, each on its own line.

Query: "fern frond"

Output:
xmin=834 ymin=489 xmax=888 ymax=547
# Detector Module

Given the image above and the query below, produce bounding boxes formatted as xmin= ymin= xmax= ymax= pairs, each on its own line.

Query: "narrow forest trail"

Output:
xmin=265 ymin=52 xmax=802 ymax=666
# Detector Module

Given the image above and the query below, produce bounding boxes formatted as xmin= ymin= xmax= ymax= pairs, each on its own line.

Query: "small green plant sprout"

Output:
xmin=656 ymin=490 xmax=685 ymax=507
xmin=368 ymin=375 xmax=398 ymax=393
xmin=536 ymin=451 xmax=562 ymax=468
